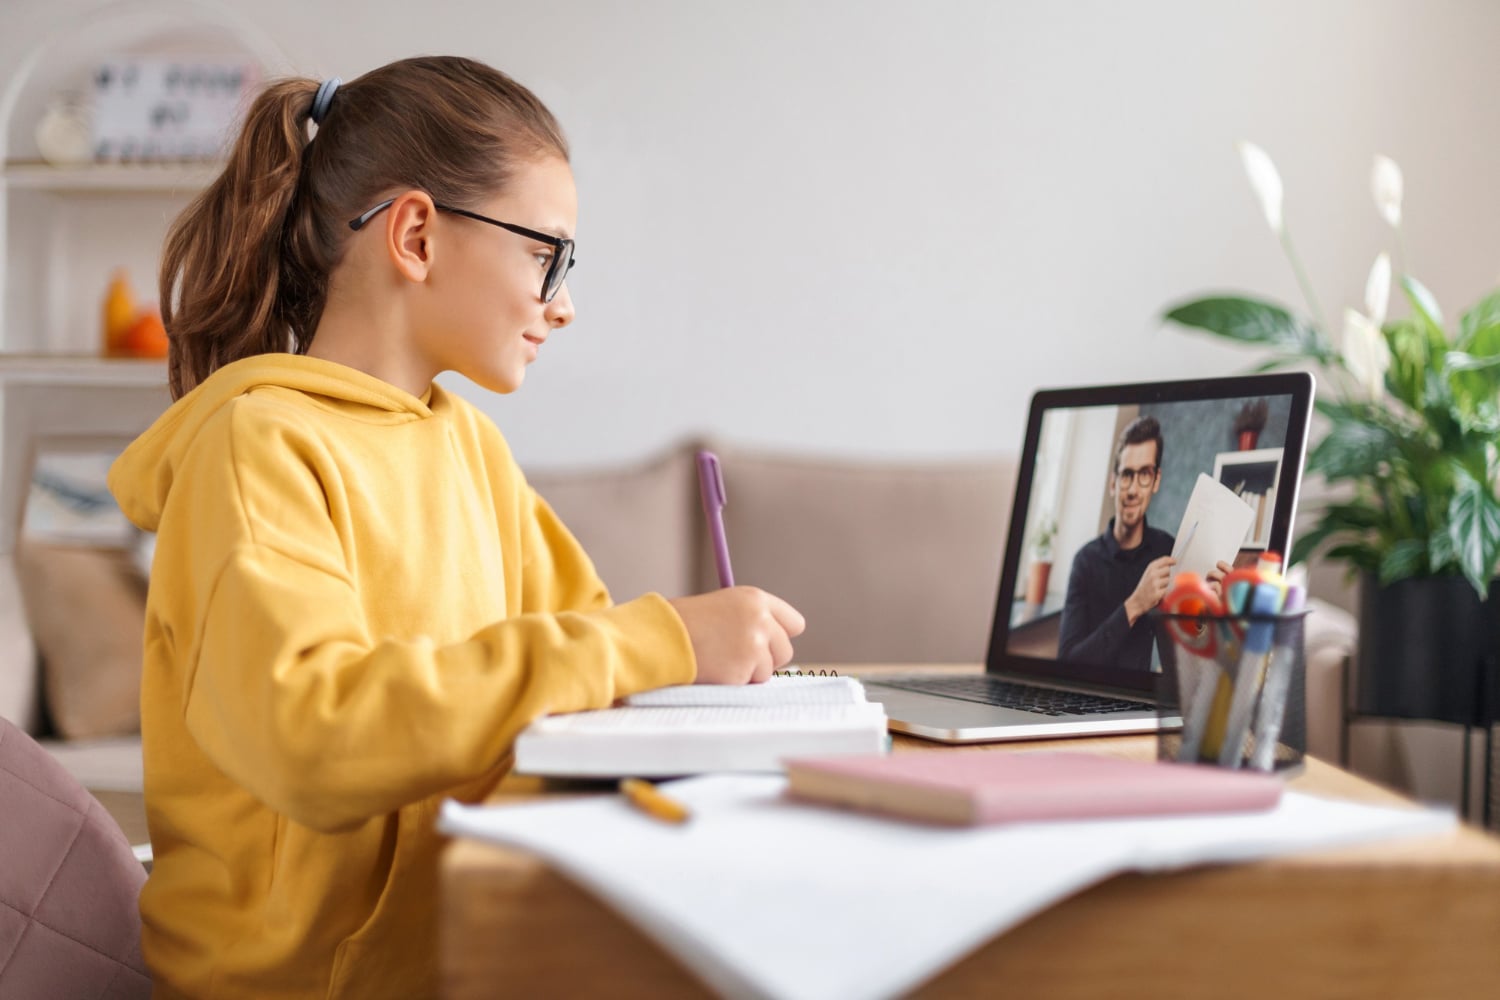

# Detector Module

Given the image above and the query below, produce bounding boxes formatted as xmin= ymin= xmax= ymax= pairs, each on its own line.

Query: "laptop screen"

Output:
xmin=986 ymin=374 xmax=1315 ymax=695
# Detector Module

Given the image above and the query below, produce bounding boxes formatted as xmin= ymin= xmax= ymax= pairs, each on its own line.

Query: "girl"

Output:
xmin=107 ymin=56 xmax=804 ymax=999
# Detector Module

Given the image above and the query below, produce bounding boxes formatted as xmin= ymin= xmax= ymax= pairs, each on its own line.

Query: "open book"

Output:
xmin=513 ymin=675 xmax=889 ymax=778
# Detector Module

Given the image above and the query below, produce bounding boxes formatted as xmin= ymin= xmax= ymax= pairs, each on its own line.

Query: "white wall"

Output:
xmin=1050 ymin=403 xmax=1116 ymax=601
xmin=4 ymin=0 xmax=1499 ymax=472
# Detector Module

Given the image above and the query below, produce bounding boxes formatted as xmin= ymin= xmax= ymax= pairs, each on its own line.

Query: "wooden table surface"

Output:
xmin=441 ymin=665 xmax=1500 ymax=999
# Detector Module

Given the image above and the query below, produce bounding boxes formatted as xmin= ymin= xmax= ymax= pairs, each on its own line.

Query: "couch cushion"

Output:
xmin=1302 ymin=597 xmax=1357 ymax=762
xmin=1293 ymin=478 xmax=1362 ymax=616
xmin=526 ymin=447 xmax=697 ymax=603
xmin=708 ymin=445 xmax=1016 ymax=664
xmin=0 ymin=716 xmax=150 ymax=998
xmin=0 ymin=556 xmax=40 ymax=734
xmin=15 ymin=542 xmax=145 ymax=740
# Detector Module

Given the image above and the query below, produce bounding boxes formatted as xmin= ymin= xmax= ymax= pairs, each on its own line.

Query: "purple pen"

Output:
xmin=696 ymin=450 xmax=735 ymax=588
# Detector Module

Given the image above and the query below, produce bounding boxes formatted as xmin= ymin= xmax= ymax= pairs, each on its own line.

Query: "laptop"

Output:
xmin=864 ymin=373 xmax=1315 ymax=743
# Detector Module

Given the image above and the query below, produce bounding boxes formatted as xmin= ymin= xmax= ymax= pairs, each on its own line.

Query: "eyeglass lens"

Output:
xmin=544 ymin=243 xmax=575 ymax=303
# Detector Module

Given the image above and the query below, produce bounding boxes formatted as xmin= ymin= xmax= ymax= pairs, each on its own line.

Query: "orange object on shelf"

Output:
xmin=102 ymin=269 xmax=137 ymax=356
xmin=100 ymin=271 xmax=170 ymax=358
xmin=123 ymin=309 xmax=169 ymax=358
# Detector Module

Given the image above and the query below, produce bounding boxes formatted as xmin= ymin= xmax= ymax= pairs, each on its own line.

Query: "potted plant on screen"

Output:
xmin=1024 ymin=516 xmax=1057 ymax=606
xmin=1233 ymin=398 xmax=1269 ymax=451
xmin=1161 ymin=144 xmax=1500 ymax=729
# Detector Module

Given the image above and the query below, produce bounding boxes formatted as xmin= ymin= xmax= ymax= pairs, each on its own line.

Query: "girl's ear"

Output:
xmin=382 ymin=191 xmax=436 ymax=282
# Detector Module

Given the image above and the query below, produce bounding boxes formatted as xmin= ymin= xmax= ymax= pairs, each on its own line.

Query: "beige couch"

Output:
xmin=2 ymin=438 xmax=1359 ymax=803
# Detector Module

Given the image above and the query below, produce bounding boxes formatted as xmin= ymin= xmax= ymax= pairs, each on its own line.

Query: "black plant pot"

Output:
xmin=1355 ymin=573 xmax=1500 ymax=727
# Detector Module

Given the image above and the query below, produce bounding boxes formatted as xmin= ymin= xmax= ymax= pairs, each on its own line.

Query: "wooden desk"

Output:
xmin=441 ymin=666 xmax=1500 ymax=999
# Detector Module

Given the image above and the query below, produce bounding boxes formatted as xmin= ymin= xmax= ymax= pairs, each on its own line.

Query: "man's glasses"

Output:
xmin=1115 ymin=465 xmax=1159 ymax=489
xmin=348 ymin=199 xmax=576 ymax=303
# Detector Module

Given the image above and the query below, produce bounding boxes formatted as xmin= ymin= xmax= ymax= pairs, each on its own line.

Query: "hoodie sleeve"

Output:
xmin=186 ymin=544 xmax=692 ymax=832
xmin=518 ymin=487 xmax=613 ymax=615
xmin=169 ymin=401 xmax=695 ymax=833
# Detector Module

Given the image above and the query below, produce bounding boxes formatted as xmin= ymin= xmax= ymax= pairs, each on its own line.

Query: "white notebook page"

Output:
xmin=625 ymin=675 xmax=865 ymax=708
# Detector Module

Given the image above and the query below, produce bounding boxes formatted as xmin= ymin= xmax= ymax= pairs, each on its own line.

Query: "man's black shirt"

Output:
xmin=1057 ymin=517 xmax=1175 ymax=671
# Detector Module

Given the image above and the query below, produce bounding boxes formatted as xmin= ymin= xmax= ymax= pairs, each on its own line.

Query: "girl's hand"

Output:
xmin=667 ymin=587 xmax=806 ymax=685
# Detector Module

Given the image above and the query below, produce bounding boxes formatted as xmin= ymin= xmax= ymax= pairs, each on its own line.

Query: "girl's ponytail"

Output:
xmin=160 ymin=79 xmax=319 ymax=399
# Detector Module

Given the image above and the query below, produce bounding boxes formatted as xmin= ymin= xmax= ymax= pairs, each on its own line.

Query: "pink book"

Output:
xmin=783 ymin=750 xmax=1283 ymax=826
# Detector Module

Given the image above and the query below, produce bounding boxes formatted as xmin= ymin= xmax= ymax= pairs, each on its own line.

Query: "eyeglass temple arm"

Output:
xmin=348 ymin=199 xmax=396 ymax=231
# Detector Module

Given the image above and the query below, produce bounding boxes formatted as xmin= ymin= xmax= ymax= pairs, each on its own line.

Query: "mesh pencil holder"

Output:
xmin=1149 ymin=610 xmax=1310 ymax=773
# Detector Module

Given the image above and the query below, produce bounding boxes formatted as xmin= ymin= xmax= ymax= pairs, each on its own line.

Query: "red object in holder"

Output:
xmin=1160 ymin=572 xmax=1224 ymax=656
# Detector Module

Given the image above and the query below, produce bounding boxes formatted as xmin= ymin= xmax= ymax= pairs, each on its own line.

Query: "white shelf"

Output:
xmin=0 ymin=355 xmax=167 ymax=387
xmin=2 ymin=161 xmax=220 ymax=193
xmin=2 ymin=4 xmax=286 ymax=358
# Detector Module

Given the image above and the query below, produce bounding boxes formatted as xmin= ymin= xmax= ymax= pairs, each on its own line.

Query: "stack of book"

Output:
xmin=513 ymin=674 xmax=888 ymax=778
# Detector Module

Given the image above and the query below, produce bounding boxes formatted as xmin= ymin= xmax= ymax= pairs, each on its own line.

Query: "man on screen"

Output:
xmin=1058 ymin=416 xmax=1221 ymax=671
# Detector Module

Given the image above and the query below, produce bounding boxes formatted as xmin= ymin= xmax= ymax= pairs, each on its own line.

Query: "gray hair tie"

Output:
xmin=310 ymin=77 xmax=341 ymax=125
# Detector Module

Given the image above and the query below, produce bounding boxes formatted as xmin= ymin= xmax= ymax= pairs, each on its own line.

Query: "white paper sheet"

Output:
xmin=1172 ymin=473 xmax=1258 ymax=581
xmin=439 ymin=775 xmax=1454 ymax=1000
xmin=625 ymin=675 xmax=866 ymax=707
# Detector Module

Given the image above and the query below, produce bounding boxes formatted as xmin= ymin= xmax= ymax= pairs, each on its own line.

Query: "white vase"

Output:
xmin=35 ymin=92 xmax=93 ymax=166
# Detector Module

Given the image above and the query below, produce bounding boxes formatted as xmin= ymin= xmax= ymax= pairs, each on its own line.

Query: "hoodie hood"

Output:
xmin=109 ymin=354 xmax=433 ymax=533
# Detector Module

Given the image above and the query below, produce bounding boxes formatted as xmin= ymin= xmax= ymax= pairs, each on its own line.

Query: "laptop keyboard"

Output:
xmin=873 ymin=676 xmax=1153 ymax=717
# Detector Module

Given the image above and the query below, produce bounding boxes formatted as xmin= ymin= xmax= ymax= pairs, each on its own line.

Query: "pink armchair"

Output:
xmin=0 ymin=715 xmax=150 ymax=998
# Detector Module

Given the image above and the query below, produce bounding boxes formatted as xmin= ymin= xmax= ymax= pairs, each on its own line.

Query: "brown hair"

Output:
xmin=159 ymin=56 xmax=569 ymax=399
xmin=1115 ymin=415 xmax=1164 ymax=471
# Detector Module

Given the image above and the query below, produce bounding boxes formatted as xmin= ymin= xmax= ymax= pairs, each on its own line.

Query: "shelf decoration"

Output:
xmin=34 ymin=92 xmax=94 ymax=167
xmin=1232 ymin=398 xmax=1269 ymax=451
xmin=101 ymin=269 xmax=168 ymax=358
xmin=92 ymin=55 xmax=260 ymax=162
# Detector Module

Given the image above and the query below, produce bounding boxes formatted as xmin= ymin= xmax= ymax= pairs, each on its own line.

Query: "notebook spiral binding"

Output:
xmin=772 ymin=668 xmax=839 ymax=677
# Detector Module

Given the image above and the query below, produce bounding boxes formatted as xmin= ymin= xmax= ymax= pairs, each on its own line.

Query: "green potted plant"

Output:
xmin=1232 ymin=398 xmax=1269 ymax=451
xmin=1161 ymin=143 xmax=1500 ymax=726
xmin=1024 ymin=516 xmax=1057 ymax=606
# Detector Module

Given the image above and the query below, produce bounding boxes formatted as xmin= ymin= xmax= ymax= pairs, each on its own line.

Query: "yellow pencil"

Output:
xmin=619 ymin=778 xmax=692 ymax=825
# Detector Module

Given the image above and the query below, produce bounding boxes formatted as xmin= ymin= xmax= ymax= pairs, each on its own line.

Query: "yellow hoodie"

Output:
xmin=108 ymin=354 xmax=695 ymax=999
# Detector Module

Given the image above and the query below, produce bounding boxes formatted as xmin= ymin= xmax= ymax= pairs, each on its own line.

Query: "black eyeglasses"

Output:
xmin=348 ymin=199 xmax=576 ymax=303
xmin=1115 ymin=465 xmax=1159 ymax=489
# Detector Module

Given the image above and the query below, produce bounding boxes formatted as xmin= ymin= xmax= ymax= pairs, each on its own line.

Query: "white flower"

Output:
xmin=1371 ymin=154 xmax=1403 ymax=228
xmin=1364 ymin=252 xmax=1391 ymax=328
xmin=1236 ymin=141 xmax=1284 ymax=234
xmin=1341 ymin=307 xmax=1391 ymax=399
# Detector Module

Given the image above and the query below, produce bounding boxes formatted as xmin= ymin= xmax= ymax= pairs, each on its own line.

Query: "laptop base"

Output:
xmin=865 ymin=683 xmax=1177 ymax=745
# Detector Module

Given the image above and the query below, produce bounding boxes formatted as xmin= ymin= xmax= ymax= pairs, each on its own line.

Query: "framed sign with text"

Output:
xmin=92 ymin=56 xmax=260 ymax=161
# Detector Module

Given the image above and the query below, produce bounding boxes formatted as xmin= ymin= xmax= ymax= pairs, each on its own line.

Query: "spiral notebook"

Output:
xmin=513 ymin=673 xmax=889 ymax=778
